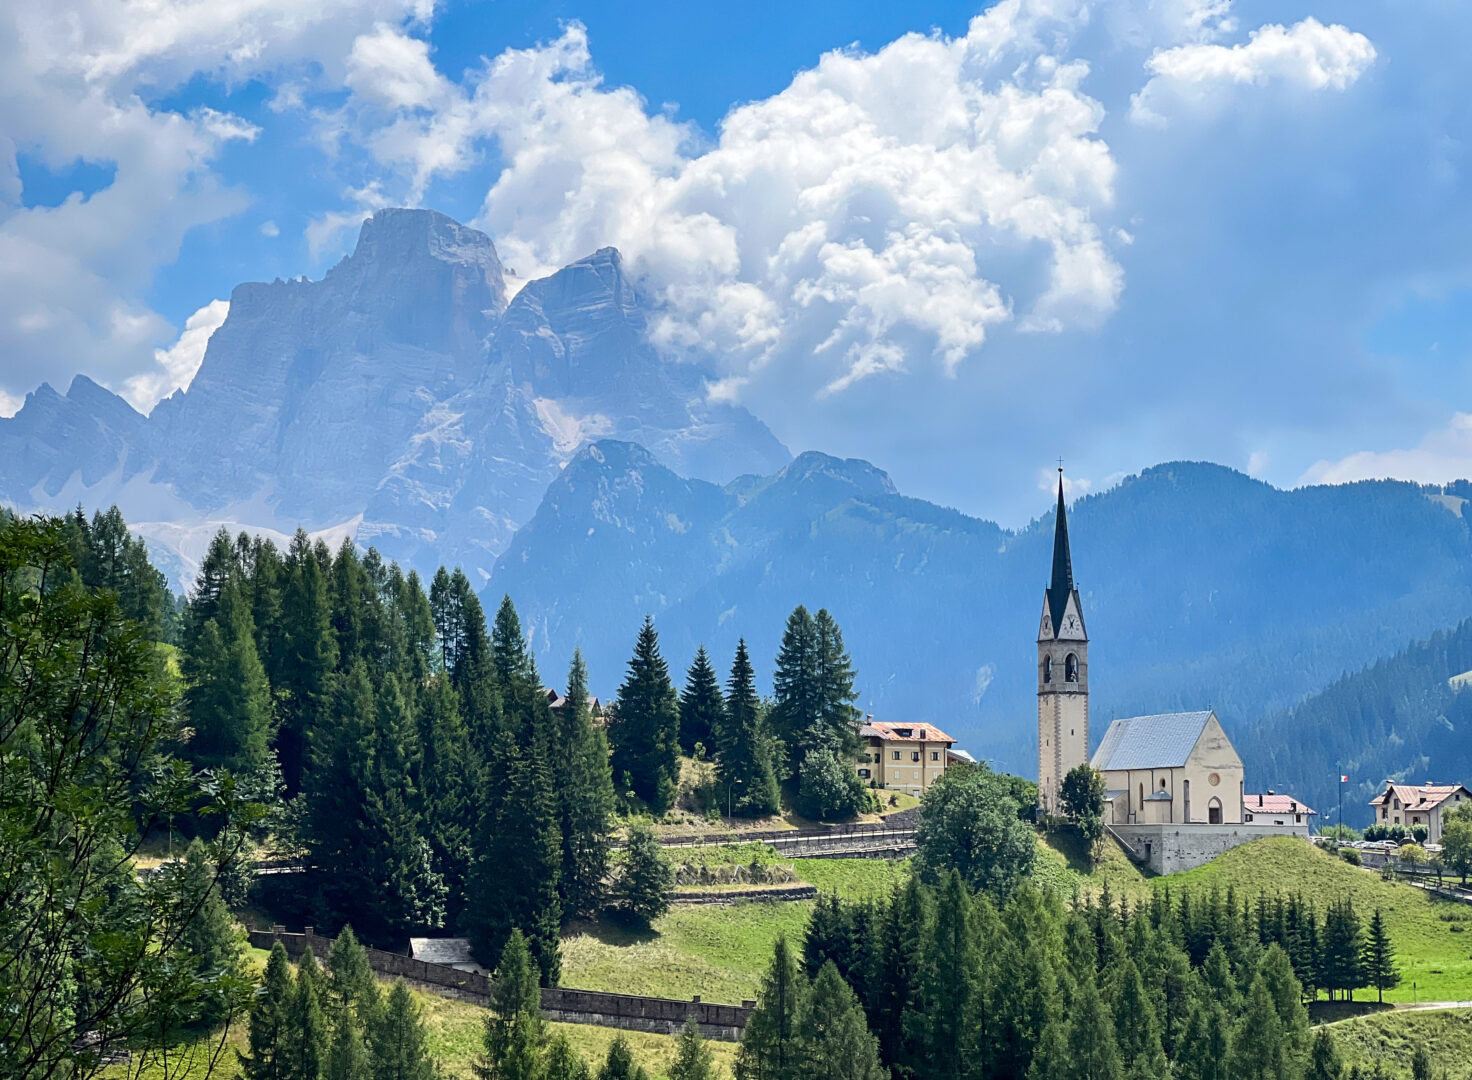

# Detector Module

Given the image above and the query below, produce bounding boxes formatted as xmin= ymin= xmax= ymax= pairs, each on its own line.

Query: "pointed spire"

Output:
xmin=1046 ymin=470 xmax=1074 ymax=634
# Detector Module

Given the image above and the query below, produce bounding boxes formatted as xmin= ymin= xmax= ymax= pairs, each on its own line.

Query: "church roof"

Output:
xmin=1045 ymin=473 xmax=1075 ymax=635
xmin=1091 ymin=711 xmax=1215 ymax=772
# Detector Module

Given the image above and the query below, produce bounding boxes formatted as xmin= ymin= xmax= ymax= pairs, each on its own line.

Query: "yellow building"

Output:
xmin=1092 ymin=710 xmax=1245 ymax=826
xmin=858 ymin=721 xmax=956 ymax=796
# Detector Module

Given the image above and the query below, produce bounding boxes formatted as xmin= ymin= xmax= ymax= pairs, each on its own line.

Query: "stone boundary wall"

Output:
xmin=647 ymin=812 xmax=917 ymax=850
xmin=249 ymin=928 xmax=751 ymax=1041
xmin=1110 ymin=822 xmax=1311 ymax=874
xmin=671 ymin=884 xmax=818 ymax=904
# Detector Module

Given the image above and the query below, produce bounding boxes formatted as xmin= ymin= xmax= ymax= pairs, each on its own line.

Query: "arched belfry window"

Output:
xmin=1065 ymin=653 xmax=1079 ymax=682
xmin=1043 ymin=656 xmax=1053 ymax=683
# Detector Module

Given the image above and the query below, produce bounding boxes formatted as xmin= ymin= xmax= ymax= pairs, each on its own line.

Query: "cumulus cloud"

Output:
xmin=121 ymin=299 xmax=229 ymax=412
xmin=0 ymin=388 xmax=22 ymax=419
xmin=1131 ymin=17 xmax=1376 ymax=124
xmin=332 ymin=7 xmax=1125 ymax=395
xmin=1299 ymin=413 xmax=1472 ymax=487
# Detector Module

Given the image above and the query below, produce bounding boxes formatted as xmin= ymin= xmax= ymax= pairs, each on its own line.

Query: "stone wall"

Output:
xmin=249 ymin=928 xmax=751 ymax=1041
xmin=1109 ymin=822 xmax=1310 ymax=874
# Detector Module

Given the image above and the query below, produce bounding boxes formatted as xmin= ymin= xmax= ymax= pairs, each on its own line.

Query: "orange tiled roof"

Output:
xmin=861 ymin=721 xmax=956 ymax=744
xmin=1244 ymin=794 xmax=1316 ymax=816
xmin=1368 ymin=783 xmax=1468 ymax=810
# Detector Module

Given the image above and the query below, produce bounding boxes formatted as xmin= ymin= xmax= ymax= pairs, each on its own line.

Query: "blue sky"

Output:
xmin=3 ymin=0 xmax=1471 ymax=525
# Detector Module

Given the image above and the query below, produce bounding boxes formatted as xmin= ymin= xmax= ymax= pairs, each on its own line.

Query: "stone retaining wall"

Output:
xmin=249 ymin=928 xmax=751 ymax=1040
xmin=1109 ymin=822 xmax=1311 ymax=874
xmin=671 ymin=884 xmax=818 ymax=904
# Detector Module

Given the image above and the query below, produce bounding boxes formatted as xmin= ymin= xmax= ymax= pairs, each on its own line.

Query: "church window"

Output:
xmin=1043 ymin=656 xmax=1053 ymax=683
xmin=1065 ymin=654 xmax=1078 ymax=682
xmin=1139 ymin=784 xmax=1145 ymax=813
xmin=1208 ymin=797 xmax=1223 ymax=825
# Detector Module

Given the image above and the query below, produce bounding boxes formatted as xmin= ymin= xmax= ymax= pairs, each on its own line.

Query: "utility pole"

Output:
xmin=1339 ymin=770 xmax=1345 ymax=842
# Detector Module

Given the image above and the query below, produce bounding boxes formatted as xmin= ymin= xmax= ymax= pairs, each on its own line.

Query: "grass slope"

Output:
xmin=1333 ymin=1008 xmax=1472 ymax=1077
xmin=563 ymin=857 xmax=905 ymax=1004
xmin=1167 ymin=838 xmax=1472 ymax=1004
xmin=1033 ymin=828 xmax=1154 ymax=904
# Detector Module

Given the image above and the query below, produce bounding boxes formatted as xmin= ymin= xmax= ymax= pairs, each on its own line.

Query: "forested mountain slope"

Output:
xmin=490 ymin=444 xmax=1472 ymax=775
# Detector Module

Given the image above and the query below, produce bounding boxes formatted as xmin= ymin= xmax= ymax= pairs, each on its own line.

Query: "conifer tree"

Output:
xmin=608 ymin=617 xmax=680 ymax=813
xmin=1175 ymin=999 xmax=1230 ymax=1080
xmin=869 ymin=876 xmax=927 ymax=1074
xmin=769 ymin=606 xmax=819 ymax=776
xmin=1305 ymin=1028 xmax=1344 ymax=1080
xmin=417 ymin=675 xmax=477 ymax=926
xmin=617 ymin=823 xmax=673 ymax=926
xmin=678 ymin=646 xmax=724 ymax=757
xmin=1411 ymin=1046 xmax=1433 ymax=1080
xmin=797 ymin=962 xmax=888 ymax=1080
xmin=719 ymin=639 xmax=781 ymax=817
xmin=1063 ymin=975 xmax=1122 ymax=1080
xmin=286 ymin=950 xmax=330 ymax=1080
xmin=812 ymin=609 xmax=862 ymax=756
xmin=543 ymin=1034 xmax=592 ymax=1080
xmin=736 ymin=935 xmax=806 ymax=1080
xmin=907 ymin=870 xmax=978 ymax=1080
xmin=326 ymin=1016 xmax=371 ymax=1080
xmin=183 ymin=527 xmax=237 ymax=653
xmin=325 ymin=925 xmax=381 ymax=1031
xmin=477 ymin=931 xmax=544 ymax=1080
xmin=1108 ymin=957 xmax=1167 ymax=1080
xmin=184 ymin=578 xmax=273 ymax=775
xmin=243 ymin=944 xmax=293 ymax=1080
xmin=668 ymin=1018 xmax=717 ymax=1080
xmin=279 ymin=529 xmax=339 ymax=793
xmin=1361 ymin=908 xmax=1400 ymax=1004
xmin=557 ymin=650 xmax=615 ymax=918
xmin=596 ymin=1037 xmax=649 ymax=1080
xmin=1320 ymin=899 xmax=1365 ymax=1001
xmin=1228 ymin=977 xmax=1289 ymax=1080
xmin=466 ymin=732 xmax=562 ymax=984
xmin=173 ymin=839 xmax=250 ymax=1026
xmin=369 ymin=981 xmax=437 ymax=1080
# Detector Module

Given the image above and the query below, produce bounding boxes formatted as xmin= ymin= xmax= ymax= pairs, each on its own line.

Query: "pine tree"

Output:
xmin=243 ymin=944 xmax=293 ymax=1080
xmin=1175 ymin=999 xmax=1230 ymax=1080
xmin=1063 ymin=975 xmax=1122 ymax=1080
xmin=796 ymin=962 xmax=887 ymax=1080
xmin=668 ymin=1018 xmax=717 ymax=1080
xmin=368 ymin=981 xmax=437 ymax=1080
xmin=326 ymin=1016 xmax=371 ymax=1080
xmin=907 ymin=870 xmax=978 ymax=1080
xmin=1305 ymin=1028 xmax=1344 ymax=1080
xmin=183 ymin=578 xmax=273 ymax=775
xmin=1228 ymin=977 xmax=1289 ymax=1080
xmin=736 ymin=935 xmax=807 ymax=1080
xmin=678 ymin=646 xmax=724 ymax=757
xmin=596 ymin=1036 xmax=649 ymax=1080
xmin=466 ymin=732 xmax=562 ymax=984
xmin=543 ymin=1034 xmax=592 ymax=1080
xmin=718 ymin=639 xmax=780 ymax=817
xmin=173 ymin=839 xmax=250 ymax=1026
xmin=1108 ymin=957 xmax=1167 ymax=1080
xmin=617 ymin=823 xmax=673 ymax=925
xmin=557 ymin=650 xmax=615 ymax=918
xmin=326 ymin=925 xmax=381 ymax=1027
xmin=279 ymin=530 xmax=339 ymax=794
xmin=769 ymin=606 xmax=819 ymax=777
xmin=869 ymin=876 xmax=927 ymax=1075
xmin=608 ymin=617 xmax=680 ymax=814
xmin=1361 ymin=908 xmax=1400 ymax=1004
xmin=812 ymin=609 xmax=861 ymax=756
xmin=476 ymin=931 xmax=544 ymax=1080
xmin=285 ymin=950 xmax=330 ymax=1080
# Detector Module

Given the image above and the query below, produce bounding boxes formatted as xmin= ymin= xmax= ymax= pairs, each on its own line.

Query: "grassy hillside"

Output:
xmin=1166 ymin=838 xmax=1472 ymax=1004
xmin=1034 ymin=828 xmax=1154 ymax=903
xmin=1333 ymin=1008 xmax=1472 ymax=1077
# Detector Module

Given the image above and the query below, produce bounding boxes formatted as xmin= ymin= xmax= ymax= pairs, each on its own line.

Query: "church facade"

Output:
xmin=1035 ymin=473 xmax=1309 ymax=873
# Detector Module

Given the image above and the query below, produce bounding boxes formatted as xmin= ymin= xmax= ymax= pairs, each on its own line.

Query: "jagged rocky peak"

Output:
xmin=776 ymin=451 xmax=899 ymax=497
xmin=0 ymin=376 xmax=149 ymax=502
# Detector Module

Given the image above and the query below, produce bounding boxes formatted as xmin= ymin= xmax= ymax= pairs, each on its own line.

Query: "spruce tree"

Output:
xmin=557 ymin=650 xmax=615 ymax=919
xmin=1063 ymin=975 xmax=1122 ymax=1080
xmin=1305 ymin=1028 xmax=1344 ymax=1080
xmin=596 ymin=1037 xmax=649 ymax=1080
xmin=286 ymin=950 xmax=330 ymax=1080
xmin=1175 ymin=999 xmax=1230 ymax=1080
xmin=243 ymin=943 xmax=293 ymax=1080
xmin=279 ymin=530 xmax=339 ymax=793
xmin=1361 ymin=908 xmax=1400 ymax=1004
xmin=668 ymin=1018 xmax=716 ymax=1080
xmin=718 ymin=639 xmax=781 ymax=817
xmin=183 ymin=578 xmax=273 ymax=775
xmin=173 ymin=839 xmax=250 ymax=1026
xmin=465 ymin=732 xmax=562 ymax=984
xmin=907 ymin=870 xmax=978 ymax=1080
xmin=326 ymin=1016 xmax=371 ymax=1080
xmin=678 ymin=646 xmax=725 ymax=757
xmin=368 ymin=981 xmax=437 ymax=1080
xmin=1320 ymin=899 xmax=1365 ymax=1001
xmin=735 ymin=935 xmax=806 ymax=1080
xmin=608 ymin=617 xmax=680 ymax=814
xmin=769 ymin=606 xmax=819 ymax=777
xmin=326 ymin=925 xmax=381 ymax=1027
xmin=543 ymin=1034 xmax=592 ymax=1080
xmin=302 ymin=662 xmax=377 ymax=928
xmin=812 ymin=609 xmax=861 ymax=756
xmin=796 ymin=962 xmax=887 ymax=1080
xmin=617 ymin=823 xmax=674 ymax=925
xmin=870 ymin=876 xmax=927 ymax=1075
xmin=1228 ymin=977 xmax=1289 ymax=1080
xmin=417 ymin=675 xmax=477 ymax=927
xmin=477 ymin=930 xmax=544 ymax=1080
xmin=1108 ymin=957 xmax=1167 ymax=1080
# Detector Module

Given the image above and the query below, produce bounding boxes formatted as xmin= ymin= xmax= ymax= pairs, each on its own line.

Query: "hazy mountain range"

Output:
xmin=3 ymin=208 xmax=1470 ymax=789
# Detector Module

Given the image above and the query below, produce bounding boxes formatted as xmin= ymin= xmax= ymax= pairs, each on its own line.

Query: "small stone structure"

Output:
xmin=1109 ymin=822 xmax=1311 ymax=874
xmin=251 ymin=927 xmax=751 ymax=1040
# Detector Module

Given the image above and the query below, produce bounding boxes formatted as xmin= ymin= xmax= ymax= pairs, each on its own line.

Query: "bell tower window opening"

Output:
xmin=1065 ymin=653 xmax=1078 ymax=682
xmin=1043 ymin=656 xmax=1053 ymax=683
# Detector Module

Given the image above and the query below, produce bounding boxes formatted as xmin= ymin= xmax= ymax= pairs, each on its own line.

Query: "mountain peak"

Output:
xmin=776 ymin=451 xmax=898 ymax=498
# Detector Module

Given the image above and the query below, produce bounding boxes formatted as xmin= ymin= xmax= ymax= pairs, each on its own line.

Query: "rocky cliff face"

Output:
xmin=0 ymin=209 xmax=789 ymax=583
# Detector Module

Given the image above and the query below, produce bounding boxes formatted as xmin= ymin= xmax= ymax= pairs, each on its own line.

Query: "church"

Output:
xmin=1035 ymin=472 xmax=1306 ymax=873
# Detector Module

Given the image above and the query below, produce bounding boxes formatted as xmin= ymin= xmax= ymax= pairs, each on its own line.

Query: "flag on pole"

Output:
xmin=1341 ymin=775 xmax=1349 ymax=783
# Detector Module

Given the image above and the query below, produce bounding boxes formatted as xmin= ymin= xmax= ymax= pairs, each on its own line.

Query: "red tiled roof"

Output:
xmin=1368 ymin=784 xmax=1469 ymax=810
xmin=1244 ymin=794 xmax=1316 ymax=816
xmin=861 ymin=721 xmax=956 ymax=744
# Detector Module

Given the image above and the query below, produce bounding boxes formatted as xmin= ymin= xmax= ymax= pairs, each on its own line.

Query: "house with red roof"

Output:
xmin=1369 ymin=782 xmax=1472 ymax=844
xmin=1243 ymin=792 xmax=1316 ymax=830
xmin=858 ymin=719 xmax=957 ymax=796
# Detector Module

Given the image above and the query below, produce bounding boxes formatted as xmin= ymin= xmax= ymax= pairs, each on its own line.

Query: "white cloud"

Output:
xmin=1039 ymin=468 xmax=1092 ymax=499
xmin=1300 ymin=413 xmax=1472 ymax=487
xmin=335 ymin=4 xmax=1125 ymax=395
xmin=1247 ymin=449 xmax=1270 ymax=476
xmin=121 ymin=299 xmax=229 ymax=413
xmin=0 ymin=388 xmax=22 ymax=418
xmin=1132 ymin=17 xmax=1376 ymax=125
xmin=259 ymin=219 xmax=280 ymax=237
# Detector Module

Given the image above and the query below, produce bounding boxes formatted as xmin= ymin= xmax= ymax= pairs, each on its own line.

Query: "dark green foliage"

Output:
xmin=668 ymin=1018 xmax=717 ymax=1080
xmin=596 ymin=1036 xmax=649 ymax=1080
xmin=286 ymin=950 xmax=331 ymax=1080
xmin=1059 ymin=765 xmax=1107 ymax=866
xmin=63 ymin=505 xmax=176 ymax=640
xmin=812 ymin=609 xmax=862 ymax=758
xmin=1411 ymin=1045 xmax=1433 ymax=1080
xmin=245 ymin=944 xmax=296 ymax=1080
xmin=735 ymin=935 xmax=805 ymax=1080
xmin=769 ymin=607 xmax=862 ymax=780
xmin=796 ymin=743 xmax=868 ymax=822
xmin=543 ymin=1034 xmax=593 ymax=1080
xmin=278 ymin=530 xmax=339 ymax=794
xmin=173 ymin=839 xmax=251 ymax=1026
xmin=1063 ymin=975 xmax=1122 ymax=1080
xmin=326 ymin=1014 xmax=371 ymax=1080
xmin=913 ymin=765 xmax=1036 ymax=899
xmin=616 ymin=823 xmax=673 ymax=925
xmin=797 ymin=962 xmax=887 ymax=1080
xmin=368 ymin=981 xmax=437 ymax=1080
xmin=1361 ymin=908 xmax=1399 ymax=1003
xmin=1320 ymin=899 xmax=1365 ymax=1000
xmin=1228 ymin=977 xmax=1290 ymax=1080
xmin=326 ymin=926 xmax=381 ymax=1027
xmin=905 ymin=870 xmax=978 ymax=1080
xmin=718 ymin=639 xmax=781 ymax=817
xmin=557 ymin=650 xmax=616 ymax=919
xmin=183 ymin=577 xmax=274 ymax=775
xmin=678 ymin=646 xmax=724 ymax=757
xmin=1304 ymin=1029 xmax=1342 ymax=1080
xmin=476 ymin=930 xmax=544 ymax=1080
xmin=465 ymin=729 xmax=563 ymax=983
xmin=609 ymin=617 xmax=681 ymax=814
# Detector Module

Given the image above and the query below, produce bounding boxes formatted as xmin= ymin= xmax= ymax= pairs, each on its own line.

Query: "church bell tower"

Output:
xmin=1037 ymin=470 xmax=1088 ymax=815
